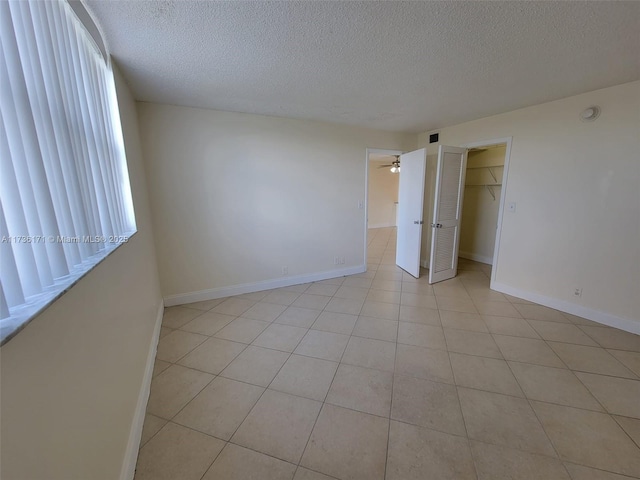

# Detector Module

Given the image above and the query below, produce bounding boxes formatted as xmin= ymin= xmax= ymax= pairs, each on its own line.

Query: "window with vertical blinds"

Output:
xmin=0 ymin=0 xmax=136 ymax=343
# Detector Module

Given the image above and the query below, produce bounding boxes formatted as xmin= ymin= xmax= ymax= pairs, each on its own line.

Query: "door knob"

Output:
xmin=431 ymin=223 xmax=443 ymax=228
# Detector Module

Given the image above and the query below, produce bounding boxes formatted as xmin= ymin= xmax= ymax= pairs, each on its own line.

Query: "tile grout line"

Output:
xmin=197 ymin=308 xmax=315 ymax=478
xmin=145 ymin=244 xmax=640 ymax=478
xmin=150 ymin=301 xmax=291 ymax=465
xmin=458 ymin=262 xmax=501 ymax=480
xmin=294 ymin=282 xmax=360 ymax=478
xmin=611 ymin=415 xmax=640 ymax=451
xmin=440 ymin=280 xmax=481 ymax=480
xmin=501 ymin=346 xmax=571 ymax=466
xmin=384 ymin=269 xmax=403 ymax=480
xmin=158 ymin=314 xmax=631 ymax=418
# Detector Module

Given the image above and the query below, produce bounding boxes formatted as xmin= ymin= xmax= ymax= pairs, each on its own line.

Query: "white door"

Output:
xmin=428 ymin=145 xmax=468 ymax=284
xmin=395 ymin=148 xmax=427 ymax=278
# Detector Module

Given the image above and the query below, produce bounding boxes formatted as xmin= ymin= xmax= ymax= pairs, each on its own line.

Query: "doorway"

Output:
xmin=364 ymin=139 xmax=511 ymax=285
xmin=363 ymin=148 xmax=403 ymax=268
xmin=423 ymin=138 xmax=511 ymax=285
xmin=459 ymin=138 xmax=511 ymax=286
xmin=367 ymin=154 xmax=401 ymax=229
xmin=459 ymin=143 xmax=507 ymax=269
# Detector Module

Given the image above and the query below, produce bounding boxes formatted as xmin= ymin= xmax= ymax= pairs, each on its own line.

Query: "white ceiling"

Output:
xmin=85 ymin=1 xmax=639 ymax=133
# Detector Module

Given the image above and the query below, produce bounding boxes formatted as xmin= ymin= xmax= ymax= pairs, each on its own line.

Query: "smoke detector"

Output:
xmin=580 ymin=106 xmax=600 ymax=122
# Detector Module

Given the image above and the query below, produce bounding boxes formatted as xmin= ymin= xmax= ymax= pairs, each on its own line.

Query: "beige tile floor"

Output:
xmin=136 ymin=227 xmax=640 ymax=480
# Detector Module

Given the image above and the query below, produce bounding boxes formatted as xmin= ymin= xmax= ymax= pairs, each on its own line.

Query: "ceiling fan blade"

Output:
xmin=377 ymin=164 xmax=394 ymax=168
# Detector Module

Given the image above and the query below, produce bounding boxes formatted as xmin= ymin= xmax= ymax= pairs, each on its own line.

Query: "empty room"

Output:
xmin=1 ymin=1 xmax=639 ymax=480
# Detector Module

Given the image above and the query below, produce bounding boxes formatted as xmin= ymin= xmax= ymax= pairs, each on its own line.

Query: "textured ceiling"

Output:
xmin=85 ymin=1 xmax=639 ymax=133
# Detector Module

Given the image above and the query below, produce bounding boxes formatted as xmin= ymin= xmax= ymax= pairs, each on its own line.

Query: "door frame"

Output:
xmin=363 ymin=148 xmax=404 ymax=269
xmin=458 ymin=137 xmax=512 ymax=287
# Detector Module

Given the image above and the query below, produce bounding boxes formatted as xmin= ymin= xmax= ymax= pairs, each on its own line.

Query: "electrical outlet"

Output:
xmin=282 ymin=266 xmax=288 ymax=275
xmin=340 ymin=256 xmax=345 ymax=264
xmin=574 ymin=287 xmax=582 ymax=298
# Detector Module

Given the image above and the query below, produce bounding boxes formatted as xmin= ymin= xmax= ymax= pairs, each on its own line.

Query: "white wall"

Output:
xmin=0 ymin=66 xmax=163 ymax=480
xmin=459 ymin=146 xmax=506 ymax=264
xmin=419 ymin=81 xmax=640 ymax=330
xmin=137 ymin=103 xmax=414 ymax=303
xmin=368 ymin=160 xmax=399 ymax=228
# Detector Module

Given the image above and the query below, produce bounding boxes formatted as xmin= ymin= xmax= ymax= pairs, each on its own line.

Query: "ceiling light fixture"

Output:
xmin=390 ymin=157 xmax=401 ymax=173
xmin=377 ymin=155 xmax=401 ymax=173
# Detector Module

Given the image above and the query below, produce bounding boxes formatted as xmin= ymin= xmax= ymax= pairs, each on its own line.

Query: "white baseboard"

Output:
xmin=491 ymin=281 xmax=640 ymax=335
xmin=120 ymin=300 xmax=165 ymax=480
xmin=459 ymin=251 xmax=493 ymax=265
xmin=421 ymin=260 xmax=429 ymax=269
xmin=368 ymin=222 xmax=396 ymax=229
xmin=164 ymin=265 xmax=367 ymax=307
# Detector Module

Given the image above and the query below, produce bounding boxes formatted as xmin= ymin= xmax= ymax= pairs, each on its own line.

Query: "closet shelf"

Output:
xmin=465 ymin=183 xmax=502 ymax=187
xmin=467 ymin=164 xmax=502 ymax=183
xmin=467 ymin=164 xmax=504 ymax=170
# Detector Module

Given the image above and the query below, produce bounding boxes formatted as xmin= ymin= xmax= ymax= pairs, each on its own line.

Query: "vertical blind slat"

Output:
xmin=0 ymin=198 xmax=25 ymax=308
xmin=0 ymin=103 xmax=41 ymax=297
xmin=73 ymin=30 xmax=114 ymax=238
xmin=96 ymin=60 xmax=125 ymax=234
xmin=0 ymin=4 xmax=54 ymax=290
xmin=16 ymin=0 xmax=80 ymax=268
xmin=4 ymin=2 xmax=66 ymax=281
xmin=46 ymin=0 xmax=100 ymax=254
xmin=0 ymin=283 xmax=10 ymax=320
xmin=31 ymin=0 xmax=92 ymax=261
xmin=105 ymin=66 xmax=136 ymax=233
xmin=19 ymin=0 xmax=82 ymax=268
xmin=0 ymin=0 xmax=136 ymax=325
xmin=10 ymin=0 xmax=71 ymax=277
xmin=91 ymin=55 xmax=122 ymax=235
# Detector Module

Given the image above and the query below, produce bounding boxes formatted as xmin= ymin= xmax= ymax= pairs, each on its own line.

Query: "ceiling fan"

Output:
xmin=378 ymin=155 xmax=401 ymax=173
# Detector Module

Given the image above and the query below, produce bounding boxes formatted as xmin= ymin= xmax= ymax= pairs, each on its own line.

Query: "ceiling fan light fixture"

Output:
xmin=390 ymin=156 xmax=401 ymax=173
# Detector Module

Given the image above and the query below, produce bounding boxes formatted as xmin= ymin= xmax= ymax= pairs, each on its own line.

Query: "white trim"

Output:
xmin=459 ymin=250 xmax=492 ymax=265
xmin=421 ymin=259 xmax=429 ymax=269
xmin=164 ymin=265 xmax=367 ymax=307
xmin=119 ymin=300 xmax=164 ymax=480
xmin=368 ymin=222 xmax=396 ymax=229
xmin=491 ymin=281 xmax=640 ymax=335
xmin=459 ymin=137 xmax=512 ymax=286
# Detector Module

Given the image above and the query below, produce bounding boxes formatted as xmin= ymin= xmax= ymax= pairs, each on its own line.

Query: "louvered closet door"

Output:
xmin=428 ymin=145 xmax=468 ymax=284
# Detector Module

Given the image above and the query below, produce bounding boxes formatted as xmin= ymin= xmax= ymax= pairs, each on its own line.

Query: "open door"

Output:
xmin=395 ymin=148 xmax=427 ymax=278
xmin=428 ymin=145 xmax=468 ymax=284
